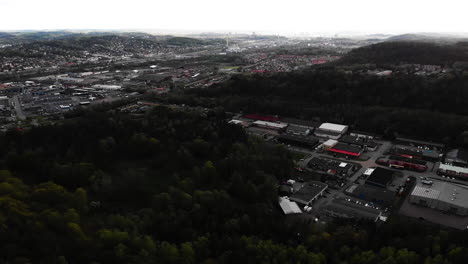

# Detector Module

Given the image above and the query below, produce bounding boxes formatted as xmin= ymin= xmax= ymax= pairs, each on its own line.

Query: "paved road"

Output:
xmin=12 ymin=95 xmax=26 ymax=120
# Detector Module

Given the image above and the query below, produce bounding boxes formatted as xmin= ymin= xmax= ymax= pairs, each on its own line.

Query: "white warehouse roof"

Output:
xmin=411 ymin=181 xmax=468 ymax=208
xmin=253 ymin=120 xmax=288 ymax=129
xmin=319 ymin=123 xmax=348 ymax=133
xmin=278 ymin=197 xmax=302 ymax=214
xmin=439 ymin=163 xmax=468 ymax=174
xmin=323 ymin=139 xmax=338 ymax=147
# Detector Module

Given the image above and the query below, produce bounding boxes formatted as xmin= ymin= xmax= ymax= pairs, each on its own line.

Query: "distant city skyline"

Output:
xmin=1 ymin=0 xmax=467 ymax=36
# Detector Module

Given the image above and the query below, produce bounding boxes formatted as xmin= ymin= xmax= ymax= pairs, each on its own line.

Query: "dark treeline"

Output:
xmin=1 ymin=39 xmax=466 ymax=263
xmin=338 ymin=41 xmax=468 ymax=67
xmin=180 ymin=69 xmax=468 ymax=146
xmin=1 ymin=106 xmax=468 ymax=263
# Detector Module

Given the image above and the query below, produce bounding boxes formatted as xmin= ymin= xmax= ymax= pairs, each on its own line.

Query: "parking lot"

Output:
xmin=280 ymin=137 xmax=468 ymax=224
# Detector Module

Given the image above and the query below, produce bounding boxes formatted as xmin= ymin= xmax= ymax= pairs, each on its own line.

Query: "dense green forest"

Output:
xmin=0 ymin=106 xmax=468 ymax=263
xmin=176 ymin=68 xmax=468 ymax=146
xmin=338 ymin=41 xmax=468 ymax=66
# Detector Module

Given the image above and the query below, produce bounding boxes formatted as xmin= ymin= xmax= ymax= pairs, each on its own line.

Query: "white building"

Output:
xmin=409 ymin=181 xmax=468 ymax=216
xmin=322 ymin=139 xmax=338 ymax=150
xmin=314 ymin=123 xmax=348 ymax=140
xmin=91 ymin=84 xmax=122 ymax=90
xmin=278 ymin=197 xmax=302 ymax=214
xmin=252 ymin=120 xmax=288 ymax=131
xmin=438 ymin=163 xmax=468 ymax=179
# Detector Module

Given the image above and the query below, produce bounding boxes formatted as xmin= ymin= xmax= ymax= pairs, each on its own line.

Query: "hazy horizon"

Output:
xmin=1 ymin=0 xmax=467 ymax=36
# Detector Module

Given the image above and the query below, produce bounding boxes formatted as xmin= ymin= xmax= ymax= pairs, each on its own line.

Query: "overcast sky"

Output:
xmin=0 ymin=0 xmax=467 ymax=35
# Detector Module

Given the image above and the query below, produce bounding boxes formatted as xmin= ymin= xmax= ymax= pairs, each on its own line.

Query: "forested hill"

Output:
xmin=338 ymin=41 xmax=468 ymax=66
xmin=186 ymin=69 xmax=468 ymax=145
xmin=2 ymin=106 xmax=468 ymax=263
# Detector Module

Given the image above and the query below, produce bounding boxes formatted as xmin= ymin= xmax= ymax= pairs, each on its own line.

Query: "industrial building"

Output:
xmin=252 ymin=120 xmax=288 ymax=131
xmin=437 ymin=163 xmax=468 ymax=180
xmin=409 ymin=181 xmax=468 ymax=216
xmin=278 ymin=197 xmax=302 ymax=215
xmin=280 ymin=117 xmax=319 ymax=136
xmin=364 ymin=167 xmax=394 ymax=189
xmin=307 ymin=157 xmax=354 ymax=177
xmin=350 ymin=131 xmax=377 ymax=140
xmin=339 ymin=135 xmax=378 ymax=151
xmin=445 ymin=149 xmax=468 ymax=168
xmin=286 ymin=124 xmax=312 ymax=136
xmin=228 ymin=119 xmax=250 ymax=127
xmin=289 ymin=181 xmax=328 ymax=206
xmin=323 ymin=198 xmax=382 ymax=221
xmin=345 ymin=184 xmax=396 ymax=208
xmin=328 ymin=142 xmax=363 ymax=157
xmin=314 ymin=123 xmax=348 ymax=140
xmin=277 ymin=134 xmax=319 ymax=149
xmin=322 ymin=139 xmax=338 ymax=150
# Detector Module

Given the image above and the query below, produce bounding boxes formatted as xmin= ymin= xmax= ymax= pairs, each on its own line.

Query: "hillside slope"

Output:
xmin=338 ymin=41 xmax=468 ymax=66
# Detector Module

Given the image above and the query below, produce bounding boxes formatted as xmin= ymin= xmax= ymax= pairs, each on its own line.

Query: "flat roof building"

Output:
xmin=350 ymin=131 xmax=378 ymax=140
xmin=437 ymin=163 xmax=468 ymax=180
xmin=319 ymin=123 xmax=348 ymax=133
xmin=307 ymin=157 xmax=354 ymax=177
xmin=410 ymin=181 xmax=468 ymax=216
xmin=278 ymin=197 xmax=302 ymax=215
xmin=277 ymin=134 xmax=319 ymax=149
xmin=329 ymin=142 xmax=363 ymax=157
xmin=314 ymin=123 xmax=348 ymax=140
xmin=339 ymin=135 xmax=378 ymax=151
xmin=290 ymin=181 xmax=328 ymax=206
xmin=322 ymin=139 xmax=338 ymax=150
xmin=323 ymin=198 xmax=382 ymax=221
xmin=445 ymin=149 xmax=468 ymax=168
xmin=252 ymin=120 xmax=288 ymax=131
xmin=345 ymin=184 xmax=396 ymax=208
xmin=279 ymin=117 xmax=321 ymax=128
xmin=286 ymin=124 xmax=312 ymax=136
xmin=365 ymin=167 xmax=394 ymax=189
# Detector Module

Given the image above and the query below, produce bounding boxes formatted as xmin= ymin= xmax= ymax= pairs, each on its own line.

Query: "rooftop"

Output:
xmin=330 ymin=142 xmax=363 ymax=155
xmin=324 ymin=198 xmax=381 ymax=220
xmin=411 ymin=181 xmax=468 ymax=208
xmin=280 ymin=117 xmax=321 ymax=128
xmin=323 ymin=139 xmax=338 ymax=147
xmin=277 ymin=133 xmax=319 ymax=145
xmin=278 ymin=197 xmax=302 ymax=214
xmin=340 ymin=135 xmax=378 ymax=148
xmin=290 ymin=181 xmax=328 ymax=205
xmin=319 ymin=123 xmax=348 ymax=133
xmin=446 ymin=149 xmax=468 ymax=164
xmin=253 ymin=120 xmax=288 ymax=129
xmin=438 ymin=163 xmax=468 ymax=174
xmin=366 ymin=167 xmax=394 ymax=186
xmin=314 ymin=128 xmax=343 ymax=137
